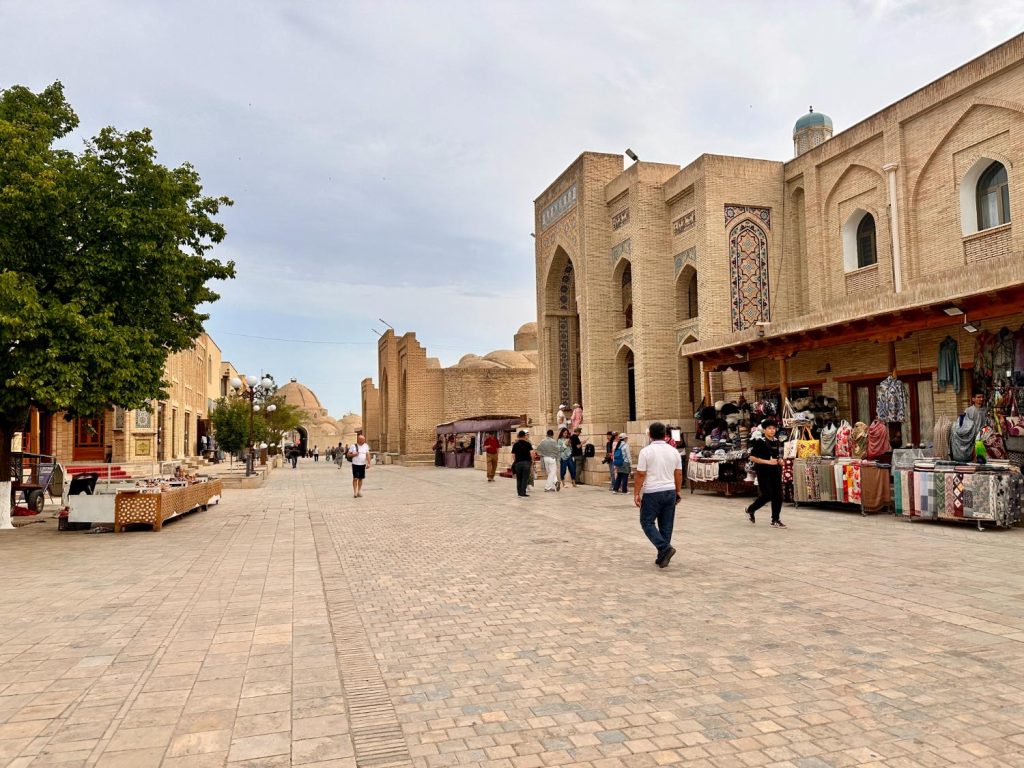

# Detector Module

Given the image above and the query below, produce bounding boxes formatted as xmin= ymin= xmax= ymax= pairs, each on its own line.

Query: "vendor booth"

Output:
xmin=435 ymin=416 xmax=523 ymax=469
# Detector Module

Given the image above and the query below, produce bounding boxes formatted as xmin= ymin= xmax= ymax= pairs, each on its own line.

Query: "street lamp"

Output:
xmin=231 ymin=375 xmax=276 ymax=476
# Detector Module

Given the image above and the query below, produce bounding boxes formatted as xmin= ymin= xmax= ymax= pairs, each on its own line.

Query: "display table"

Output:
xmin=793 ymin=457 xmax=891 ymax=515
xmin=893 ymin=467 xmax=1023 ymax=529
xmin=443 ymin=452 xmax=474 ymax=468
xmin=687 ymin=457 xmax=755 ymax=497
xmin=114 ymin=480 xmax=223 ymax=532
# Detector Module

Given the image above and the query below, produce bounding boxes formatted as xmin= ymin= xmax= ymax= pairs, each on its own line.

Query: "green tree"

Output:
xmin=209 ymin=397 xmax=268 ymax=458
xmin=262 ymin=394 xmax=302 ymax=447
xmin=0 ymin=82 xmax=234 ymax=528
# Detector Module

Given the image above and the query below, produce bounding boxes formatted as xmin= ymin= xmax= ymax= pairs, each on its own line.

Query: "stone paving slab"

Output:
xmin=2 ymin=461 xmax=1024 ymax=766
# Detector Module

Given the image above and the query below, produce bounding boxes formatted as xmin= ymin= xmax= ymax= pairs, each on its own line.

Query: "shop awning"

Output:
xmin=682 ymin=257 xmax=1024 ymax=370
xmin=435 ymin=415 xmax=524 ymax=435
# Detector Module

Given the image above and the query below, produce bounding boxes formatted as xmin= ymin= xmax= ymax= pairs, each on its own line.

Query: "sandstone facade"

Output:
xmin=362 ymin=324 xmax=539 ymax=457
xmin=533 ymin=35 xmax=1024 ymax=477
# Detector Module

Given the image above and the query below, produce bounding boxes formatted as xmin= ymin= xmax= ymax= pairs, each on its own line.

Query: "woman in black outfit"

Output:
xmin=746 ymin=419 xmax=786 ymax=528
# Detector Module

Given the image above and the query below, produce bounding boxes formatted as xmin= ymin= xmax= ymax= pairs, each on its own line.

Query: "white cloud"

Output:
xmin=2 ymin=0 xmax=1018 ymax=413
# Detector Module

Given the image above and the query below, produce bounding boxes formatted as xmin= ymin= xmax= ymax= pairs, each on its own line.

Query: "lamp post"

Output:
xmin=230 ymin=375 xmax=276 ymax=476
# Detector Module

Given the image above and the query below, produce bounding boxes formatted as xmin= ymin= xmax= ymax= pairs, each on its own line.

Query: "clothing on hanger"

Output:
xmin=937 ymin=336 xmax=961 ymax=394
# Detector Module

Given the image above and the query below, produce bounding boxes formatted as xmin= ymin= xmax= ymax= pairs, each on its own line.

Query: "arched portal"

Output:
xmin=295 ymin=425 xmax=308 ymax=456
xmin=676 ymin=265 xmax=698 ymax=322
xmin=543 ymin=247 xmax=582 ymax=418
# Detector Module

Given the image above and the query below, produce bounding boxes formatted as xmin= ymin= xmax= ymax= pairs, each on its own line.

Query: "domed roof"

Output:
xmin=482 ymin=350 xmax=535 ymax=369
xmin=517 ymin=321 xmax=537 ymax=335
xmin=277 ymin=379 xmax=324 ymax=411
xmin=793 ymin=108 xmax=832 ymax=136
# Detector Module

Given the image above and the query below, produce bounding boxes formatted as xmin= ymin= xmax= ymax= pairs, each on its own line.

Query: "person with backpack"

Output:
xmin=557 ymin=427 xmax=575 ymax=488
xmin=604 ymin=431 xmax=617 ymax=490
xmin=612 ymin=435 xmax=631 ymax=493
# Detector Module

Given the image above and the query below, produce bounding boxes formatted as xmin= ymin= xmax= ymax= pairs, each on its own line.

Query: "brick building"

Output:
xmin=21 ymin=332 xmax=223 ymax=467
xmin=532 ymin=35 xmax=1024 ymax=474
xmin=362 ymin=324 xmax=539 ymax=459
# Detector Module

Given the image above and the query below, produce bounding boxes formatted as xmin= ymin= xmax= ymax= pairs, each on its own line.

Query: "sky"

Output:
xmin=2 ymin=0 xmax=1023 ymax=415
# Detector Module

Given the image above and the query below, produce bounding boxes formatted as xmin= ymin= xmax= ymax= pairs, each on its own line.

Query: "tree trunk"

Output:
xmin=0 ymin=424 xmax=14 ymax=530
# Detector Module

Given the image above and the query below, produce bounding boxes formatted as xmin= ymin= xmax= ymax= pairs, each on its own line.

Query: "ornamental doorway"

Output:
xmin=544 ymin=248 xmax=582 ymax=418
xmin=73 ymin=416 xmax=105 ymax=462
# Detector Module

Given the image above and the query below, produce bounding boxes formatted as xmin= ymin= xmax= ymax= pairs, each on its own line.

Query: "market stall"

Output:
xmin=687 ymin=450 xmax=756 ymax=497
xmin=435 ymin=416 xmax=522 ymax=469
xmin=792 ymin=457 xmax=892 ymax=514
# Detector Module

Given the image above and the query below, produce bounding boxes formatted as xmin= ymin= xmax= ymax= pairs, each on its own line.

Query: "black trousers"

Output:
xmin=749 ymin=466 xmax=783 ymax=522
xmin=514 ymin=461 xmax=532 ymax=496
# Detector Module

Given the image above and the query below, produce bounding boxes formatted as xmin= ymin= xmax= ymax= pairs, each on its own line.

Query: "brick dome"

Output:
xmin=278 ymin=379 xmax=325 ymax=413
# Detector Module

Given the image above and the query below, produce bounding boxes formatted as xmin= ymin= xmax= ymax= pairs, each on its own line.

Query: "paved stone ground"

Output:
xmin=3 ymin=461 xmax=1024 ymax=767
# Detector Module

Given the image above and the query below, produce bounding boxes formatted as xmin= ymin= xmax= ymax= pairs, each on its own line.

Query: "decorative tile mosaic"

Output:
xmin=611 ymin=208 xmax=630 ymax=230
xmin=540 ymin=208 xmax=578 ymax=255
xmin=673 ymin=210 xmax=696 ymax=235
xmin=114 ymin=406 xmax=125 ymax=431
xmin=724 ymin=204 xmax=771 ymax=229
xmin=134 ymin=407 xmax=152 ymax=429
xmin=558 ymin=260 xmax=575 ymax=310
xmin=676 ymin=320 xmax=699 ymax=347
xmin=541 ymin=183 xmax=577 ymax=230
xmin=558 ymin=317 xmax=571 ymax=406
xmin=674 ymin=246 xmax=696 ymax=277
xmin=610 ymin=238 xmax=631 ymax=265
xmin=728 ymin=220 xmax=770 ymax=332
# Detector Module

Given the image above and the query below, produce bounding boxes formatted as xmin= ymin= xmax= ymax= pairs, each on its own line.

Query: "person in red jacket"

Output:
xmin=483 ymin=432 xmax=501 ymax=482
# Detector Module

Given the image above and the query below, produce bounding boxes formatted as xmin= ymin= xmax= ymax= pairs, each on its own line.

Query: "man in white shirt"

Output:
xmin=633 ymin=422 xmax=683 ymax=568
xmin=347 ymin=434 xmax=371 ymax=498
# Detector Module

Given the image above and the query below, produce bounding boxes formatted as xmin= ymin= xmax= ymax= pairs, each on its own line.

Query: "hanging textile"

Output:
xmin=974 ymin=330 xmax=996 ymax=391
xmin=851 ymin=422 xmax=869 ymax=459
xmin=866 ymin=419 xmax=891 ymax=459
xmin=936 ymin=336 xmax=961 ymax=394
xmin=932 ymin=415 xmax=952 ymax=460
xmin=876 ymin=375 xmax=908 ymax=422
xmin=1013 ymin=324 xmax=1024 ymax=385
xmin=994 ymin=327 xmax=1015 ymax=383
xmin=950 ymin=414 xmax=977 ymax=463
xmin=835 ymin=420 xmax=853 ymax=458
xmin=819 ymin=423 xmax=837 ymax=456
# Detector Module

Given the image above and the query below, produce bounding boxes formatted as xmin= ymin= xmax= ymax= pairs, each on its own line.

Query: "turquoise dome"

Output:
xmin=793 ymin=109 xmax=832 ymax=135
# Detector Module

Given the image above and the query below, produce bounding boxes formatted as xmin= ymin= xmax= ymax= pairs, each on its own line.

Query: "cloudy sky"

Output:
xmin=3 ymin=0 xmax=1023 ymax=415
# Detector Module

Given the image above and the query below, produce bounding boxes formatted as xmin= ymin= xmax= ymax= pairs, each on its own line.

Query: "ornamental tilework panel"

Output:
xmin=724 ymin=204 xmax=771 ymax=229
xmin=611 ymin=208 xmax=630 ymax=230
xmin=673 ymin=210 xmax=696 ymax=235
xmin=729 ymin=220 xmax=770 ymax=331
xmin=674 ymin=247 xmax=696 ymax=277
xmin=610 ymin=238 xmax=631 ymax=265
xmin=558 ymin=260 xmax=575 ymax=310
xmin=558 ymin=317 xmax=571 ymax=406
xmin=540 ymin=208 xmax=579 ymax=255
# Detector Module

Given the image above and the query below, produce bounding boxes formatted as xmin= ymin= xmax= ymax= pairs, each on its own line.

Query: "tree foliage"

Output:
xmin=0 ymin=82 xmax=235 ymax=481
xmin=209 ymin=397 xmax=267 ymax=456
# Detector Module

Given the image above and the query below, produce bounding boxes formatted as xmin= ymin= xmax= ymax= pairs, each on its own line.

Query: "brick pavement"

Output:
xmin=2 ymin=461 xmax=1024 ymax=767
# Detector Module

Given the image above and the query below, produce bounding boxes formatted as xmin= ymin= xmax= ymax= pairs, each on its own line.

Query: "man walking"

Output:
xmin=347 ymin=434 xmax=370 ymax=498
xmin=633 ymin=422 xmax=683 ymax=568
xmin=746 ymin=418 xmax=786 ymax=527
xmin=536 ymin=429 xmax=561 ymax=492
xmin=511 ymin=430 xmax=534 ymax=498
xmin=483 ymin=431 xmax=500 ymax=482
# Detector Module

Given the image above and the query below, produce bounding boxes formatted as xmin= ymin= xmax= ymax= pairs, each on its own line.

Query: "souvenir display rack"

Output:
xmin=893 ymin=462 xmax=1022 ymax=530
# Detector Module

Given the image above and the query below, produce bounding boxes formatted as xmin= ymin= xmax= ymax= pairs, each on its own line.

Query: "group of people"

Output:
xmin=503 ymin=427 xmax=586 ymax=492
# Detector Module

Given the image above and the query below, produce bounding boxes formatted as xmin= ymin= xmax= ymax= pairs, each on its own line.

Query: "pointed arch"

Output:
xmin=911 ymin=100 xmax=1024 ymax=204
xmin=822 ymin=163 xmax=886 ymax=212
xmin=676 ymin=264 xmax=698 ymax=323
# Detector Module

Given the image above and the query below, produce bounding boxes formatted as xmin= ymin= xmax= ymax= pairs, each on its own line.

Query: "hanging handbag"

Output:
xmin=796 ymin=425 xmax=820 ymax=458
xmin=783 ymin=429 xmax=798 ymax=459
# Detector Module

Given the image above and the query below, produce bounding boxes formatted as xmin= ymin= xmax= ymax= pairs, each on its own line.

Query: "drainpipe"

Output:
xmin=883 ymin=162 xmax=903 ymax=293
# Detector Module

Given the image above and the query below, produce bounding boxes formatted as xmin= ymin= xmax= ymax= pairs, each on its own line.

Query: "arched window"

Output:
xmin=977 ymin=161 xmax=1010 ymax=231
xmin=856 ymin=214 xmax=877 ymax=268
